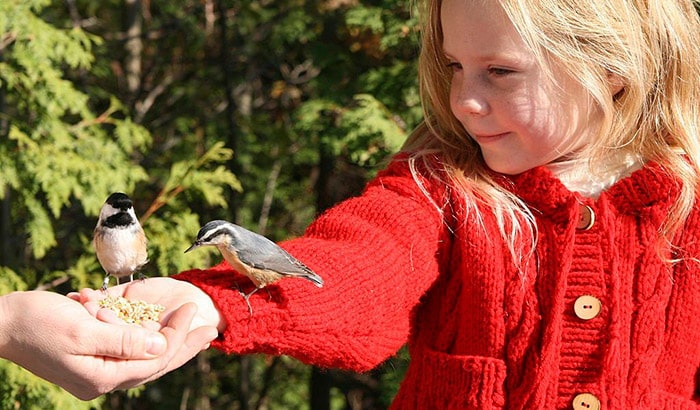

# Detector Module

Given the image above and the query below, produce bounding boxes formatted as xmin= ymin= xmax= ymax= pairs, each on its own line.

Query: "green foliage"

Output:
xmin=0 ymin=1 xmax=240 ymax=407
xmin=142 ymin=142 xmax=241 ymax=274
xmin=1 ymin=0 xmax=419 ymax=407
xmin=0 ymin=361 xmax=101 ymax=410
xmin=377 ymin=346 xmax=411 ymax=406
xmin=0 ymin=0 xmax=151 ymax=258
xmin=0 ymin=267 xmax=26 ymax=295
xmin=163 ymin=142 xmax=241 ymax=209
xmin=294 ymin=94 xmax=406 ymax=167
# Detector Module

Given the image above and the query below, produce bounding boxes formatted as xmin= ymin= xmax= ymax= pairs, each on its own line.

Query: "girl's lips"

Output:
xmin=472 ymin=132 xmax=510 ymax=143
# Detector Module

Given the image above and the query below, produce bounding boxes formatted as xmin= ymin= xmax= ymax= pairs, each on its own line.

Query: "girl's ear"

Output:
xmin=607 ymin=72 xmax=625 ymax=99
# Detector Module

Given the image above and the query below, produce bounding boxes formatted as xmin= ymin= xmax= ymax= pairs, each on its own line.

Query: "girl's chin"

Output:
xmin=482 ymin=158 xmax=536 ymax=176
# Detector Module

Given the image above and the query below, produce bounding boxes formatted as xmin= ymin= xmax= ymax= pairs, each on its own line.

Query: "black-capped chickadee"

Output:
xmin=93 ymin=192 xmax=148 ymax=291
xmin=185 ymin=220 xmax=323 ymax=314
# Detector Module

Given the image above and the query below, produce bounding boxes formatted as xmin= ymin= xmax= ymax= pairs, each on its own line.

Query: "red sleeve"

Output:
xmin=174 ymin=156 xmax=449 ymax=372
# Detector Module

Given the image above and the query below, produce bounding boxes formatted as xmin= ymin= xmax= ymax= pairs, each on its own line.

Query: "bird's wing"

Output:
xmin=236 ymin=239 xmax=313 ymax=276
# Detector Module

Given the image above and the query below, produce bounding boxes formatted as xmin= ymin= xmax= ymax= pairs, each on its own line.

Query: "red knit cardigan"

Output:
xmin=176 ymin=155 xmax=700 ymax=409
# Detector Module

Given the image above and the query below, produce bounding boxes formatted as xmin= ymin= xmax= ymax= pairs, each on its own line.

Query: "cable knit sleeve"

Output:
xmin=174 ymin=156 xmax=449 ymax=372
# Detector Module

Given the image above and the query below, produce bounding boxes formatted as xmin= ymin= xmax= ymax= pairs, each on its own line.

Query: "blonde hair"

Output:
xmin=405 ymin=0 xmax=700 ymax=258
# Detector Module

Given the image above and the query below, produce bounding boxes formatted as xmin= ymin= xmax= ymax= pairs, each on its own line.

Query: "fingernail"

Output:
xmin=146 ymin=334 xmax=166 ymax=356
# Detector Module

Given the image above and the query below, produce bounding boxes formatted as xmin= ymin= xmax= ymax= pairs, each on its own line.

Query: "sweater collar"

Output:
xmin=497 ymin=160 xmax=679 ymax=216
xmin=546 ymin=152 xmax=643 ymax=199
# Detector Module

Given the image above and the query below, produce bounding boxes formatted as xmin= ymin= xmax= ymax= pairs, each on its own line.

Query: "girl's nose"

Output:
xmin=450 ymin=78 xmax=490 ymax=117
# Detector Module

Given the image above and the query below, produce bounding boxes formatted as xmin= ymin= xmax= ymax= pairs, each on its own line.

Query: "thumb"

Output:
xmin=90 ymin=323 xmax=167 ymax=359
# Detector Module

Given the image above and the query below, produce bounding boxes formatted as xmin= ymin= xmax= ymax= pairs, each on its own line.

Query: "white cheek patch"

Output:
xmin=99 ymin=205 xmax=121 ymax=221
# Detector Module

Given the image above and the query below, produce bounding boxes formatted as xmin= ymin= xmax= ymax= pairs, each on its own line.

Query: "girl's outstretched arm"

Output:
xmin=176 ymin=157 xmax=450 ymax=372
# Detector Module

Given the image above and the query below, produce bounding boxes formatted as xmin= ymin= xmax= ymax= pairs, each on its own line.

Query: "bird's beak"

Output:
xmin=184 ymin=242 xmax=200 ymax=253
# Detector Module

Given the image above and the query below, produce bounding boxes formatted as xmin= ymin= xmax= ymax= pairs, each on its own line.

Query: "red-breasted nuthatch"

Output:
xmin=185 ymin=220 xmax=323 ymax=314
xmin=93 ymin=192 xmax=148 ymax=291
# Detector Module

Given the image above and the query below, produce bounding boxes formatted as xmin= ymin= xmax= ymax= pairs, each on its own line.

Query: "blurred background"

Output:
xmin=0 ymin=0 xmax=421 ymax=408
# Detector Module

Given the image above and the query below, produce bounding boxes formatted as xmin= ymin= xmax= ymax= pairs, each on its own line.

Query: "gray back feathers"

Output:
xmin=197 ymin=220 xmax=323 ymax=287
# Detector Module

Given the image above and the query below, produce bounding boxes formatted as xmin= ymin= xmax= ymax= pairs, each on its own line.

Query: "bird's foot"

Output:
xmin=101 ymin=276 xmax=111 ymax=293
xmin=242 ymin=293 xmax=253 ymax=316
xmin=240 ymin=287 xmax=262 ymax=317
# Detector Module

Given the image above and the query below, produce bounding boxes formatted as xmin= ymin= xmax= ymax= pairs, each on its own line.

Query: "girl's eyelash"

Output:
xmin=488 ymin=66 xmax=514 ymax=75
xmin=444 ymin=62 xmax=514 ymax=75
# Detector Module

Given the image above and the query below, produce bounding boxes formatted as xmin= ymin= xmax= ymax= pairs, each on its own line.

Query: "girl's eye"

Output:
xmin=446 ymin=61 xmax=462 ymax=72
xmin=488 ymin=66 xmax=514 ymax=76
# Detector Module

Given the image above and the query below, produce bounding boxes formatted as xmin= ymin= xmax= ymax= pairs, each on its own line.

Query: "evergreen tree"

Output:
xmin=0 ymin=0 xmax=418 ymax=407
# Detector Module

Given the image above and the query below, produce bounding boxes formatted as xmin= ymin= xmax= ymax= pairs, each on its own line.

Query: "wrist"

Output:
xmin=180 ymin=280 xmax=226 ymax=332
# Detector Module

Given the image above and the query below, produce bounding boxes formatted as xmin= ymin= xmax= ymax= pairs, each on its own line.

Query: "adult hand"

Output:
xmin=77 ymin=277 xmax=225 ymax=333
xmin=0 ymin=290 xmax=217 ymax=400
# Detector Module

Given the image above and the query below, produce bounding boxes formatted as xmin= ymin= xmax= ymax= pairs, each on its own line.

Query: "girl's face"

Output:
xmin=441 ymin=0 xmax=602 ymax=175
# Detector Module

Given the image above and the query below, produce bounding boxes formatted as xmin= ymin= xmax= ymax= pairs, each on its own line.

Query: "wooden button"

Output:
xmin=577 ymin=205 xmax=595 ymax=230
xmin=572 ymin=393 xmax=600 ymax=410
xmin=574 ymin=295 xmax=601 ymax=320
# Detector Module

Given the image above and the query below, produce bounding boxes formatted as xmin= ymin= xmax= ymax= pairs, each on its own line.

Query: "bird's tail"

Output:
xmin=286 ymin=251 xmax=324 ymax=287
xmin=304 ymin=271 xmax=324 ymax=287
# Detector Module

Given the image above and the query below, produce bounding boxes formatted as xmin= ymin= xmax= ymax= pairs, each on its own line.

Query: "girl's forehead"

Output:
xmin=440 ymin=0 xmax=529 ymax=56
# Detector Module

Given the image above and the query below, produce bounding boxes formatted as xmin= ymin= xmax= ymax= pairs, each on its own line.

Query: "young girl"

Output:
xmin=84 ymin=0 xmax=700 ymax=408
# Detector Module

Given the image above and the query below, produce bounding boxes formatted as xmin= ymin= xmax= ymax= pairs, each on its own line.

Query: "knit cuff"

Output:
xmin=173 ymin=263 xmax=263 ymax=353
